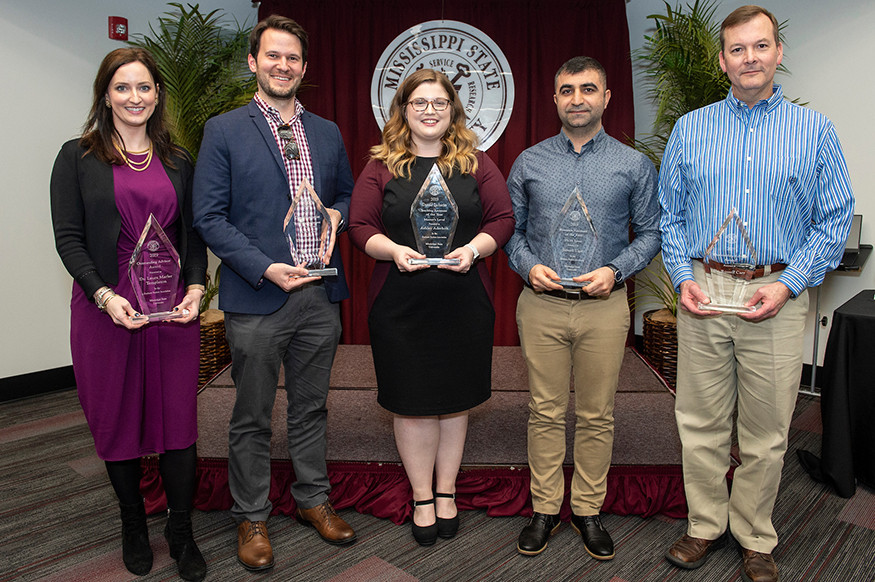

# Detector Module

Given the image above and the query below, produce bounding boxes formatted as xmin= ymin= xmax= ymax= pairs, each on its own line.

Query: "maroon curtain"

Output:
xmin=142 ymin=458 xmax=687 ymax=521
xmin=258 ymin=0 xmax=635 ymax=345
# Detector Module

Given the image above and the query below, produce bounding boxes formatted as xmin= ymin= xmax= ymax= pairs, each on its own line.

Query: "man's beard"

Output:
xmin=257 ymin=71 xmax=300 ymax=101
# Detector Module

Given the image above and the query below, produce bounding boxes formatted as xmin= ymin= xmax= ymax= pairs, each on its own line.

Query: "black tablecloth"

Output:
xmin=801 ymin=289 xmax=875 ymax=497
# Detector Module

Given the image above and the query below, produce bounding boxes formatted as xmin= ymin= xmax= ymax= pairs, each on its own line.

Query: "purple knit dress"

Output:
xmin=70 ymin=154 xmax=199 ymax=461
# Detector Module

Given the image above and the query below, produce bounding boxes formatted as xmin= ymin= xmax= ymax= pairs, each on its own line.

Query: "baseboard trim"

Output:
xmin=0 ymin=366 xmax=76 ymax=403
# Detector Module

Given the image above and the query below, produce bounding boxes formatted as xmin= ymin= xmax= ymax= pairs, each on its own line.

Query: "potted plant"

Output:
xmin=128 ymin=2 xmax=256 ymax=161
xmin=633 ymin=261 xmax=679 ymax=386
xmin=129 ymin=3 xmax=257 ymax=386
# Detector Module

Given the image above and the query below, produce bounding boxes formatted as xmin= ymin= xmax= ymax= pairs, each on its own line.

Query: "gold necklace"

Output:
xmin=113 ymin=141 xmax=153 ymax=172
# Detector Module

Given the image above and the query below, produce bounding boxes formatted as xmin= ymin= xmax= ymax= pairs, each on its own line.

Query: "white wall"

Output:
xmin=626 ymin=0 xmax=875 ymax=369
xmin=2 ymin=1 xmax=872 ymax=379
xmin=0 ymin=1 xmax=257 ymax=379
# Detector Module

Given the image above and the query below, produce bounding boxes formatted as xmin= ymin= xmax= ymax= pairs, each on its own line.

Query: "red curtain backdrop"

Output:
xmin=257 ymin=0 xmax=635 ymax=345
xmin=142 ymin=459 xmax=687 ymax=521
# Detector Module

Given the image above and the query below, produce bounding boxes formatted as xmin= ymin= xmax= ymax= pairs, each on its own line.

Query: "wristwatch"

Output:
xmin=464 ymin=243 xmax=480 ymax=262
xmin=606 ymin=263 xmax=623 ymax=283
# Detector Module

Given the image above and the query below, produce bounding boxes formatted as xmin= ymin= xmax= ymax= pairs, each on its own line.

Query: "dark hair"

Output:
xmin=79 ymin=47 xmax=179 ymax=167
xmin=554 ymin=56 xmax=607 ymax=90
xmin=720 ymin=5 xmax=780 ymax=50
xmin=370 ymin=68 xmax=479 ymax=180
xmin=250 ymin=15 xmax=309 ymax=62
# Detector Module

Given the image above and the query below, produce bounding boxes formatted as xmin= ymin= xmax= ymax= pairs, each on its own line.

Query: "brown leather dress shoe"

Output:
xmin=295 ymin=501 xmax=357 ymax=545
xmin=741 ymin=548 xmax=779 ymax=582
xmin=665 ymin=532 xmax=727 ymax=569
xmin=237 ymin=520 xmax=274 ymax=571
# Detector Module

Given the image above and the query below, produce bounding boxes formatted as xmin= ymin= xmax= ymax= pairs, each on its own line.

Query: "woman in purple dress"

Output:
xmin=50 ymin=48 xmax=207 ymax=581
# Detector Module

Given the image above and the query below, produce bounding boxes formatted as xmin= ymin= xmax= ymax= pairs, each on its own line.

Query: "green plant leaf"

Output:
xmin=128 ymin=2 xmax=256 ymax=161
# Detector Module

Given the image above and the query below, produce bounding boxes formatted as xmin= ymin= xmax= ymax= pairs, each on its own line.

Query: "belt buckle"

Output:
xmin=724 ymin=263 xmax=755 ymax=278
xmin=563 ymin=288 xmax=582 ymax=299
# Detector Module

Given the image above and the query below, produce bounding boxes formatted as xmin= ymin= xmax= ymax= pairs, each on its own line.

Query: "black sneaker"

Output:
xmin=517 ymin=512 xmax=561 ymax=556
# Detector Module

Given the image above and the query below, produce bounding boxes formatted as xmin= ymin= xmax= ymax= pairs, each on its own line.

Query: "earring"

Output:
xmin=105 ymin=97 xmax=111 ymax=108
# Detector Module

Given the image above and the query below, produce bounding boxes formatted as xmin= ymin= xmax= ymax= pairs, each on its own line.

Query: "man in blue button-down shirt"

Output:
xmin=505 ymin=56 xmax=661 ymax=561
xmin=659 ymin=7 xmax=854 ymax=582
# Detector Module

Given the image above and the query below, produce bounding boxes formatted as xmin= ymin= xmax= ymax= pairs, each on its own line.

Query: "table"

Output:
xmin=800 ymin=289 xmax=875 ymax=497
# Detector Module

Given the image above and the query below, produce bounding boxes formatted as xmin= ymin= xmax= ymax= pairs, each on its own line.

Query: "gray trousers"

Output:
xmin=224 ymin=283 xmax=341 ymax=523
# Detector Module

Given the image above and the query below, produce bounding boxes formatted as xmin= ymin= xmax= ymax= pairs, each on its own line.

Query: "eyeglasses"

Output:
xmin=277 ymin=124 xmax=300 ymax=160
xmin=406 ymin=98 xmax=450 ymax=112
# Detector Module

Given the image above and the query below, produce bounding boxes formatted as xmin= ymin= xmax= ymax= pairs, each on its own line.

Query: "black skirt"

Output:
xmin=369 ymin=266 xmax=494 ymax=415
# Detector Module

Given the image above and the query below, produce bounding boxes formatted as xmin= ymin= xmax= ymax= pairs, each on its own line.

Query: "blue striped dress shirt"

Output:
xmin=659 ymin=85 xmax=855 ymax=296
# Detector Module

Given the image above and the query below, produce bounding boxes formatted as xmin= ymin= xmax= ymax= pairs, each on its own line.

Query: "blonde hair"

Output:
xmin=370 ymin=69 xmax=479 ymax=180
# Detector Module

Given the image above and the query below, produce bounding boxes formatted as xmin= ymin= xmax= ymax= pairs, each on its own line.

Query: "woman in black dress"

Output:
xmin=349 ymin=69 xmax=514 ymax=546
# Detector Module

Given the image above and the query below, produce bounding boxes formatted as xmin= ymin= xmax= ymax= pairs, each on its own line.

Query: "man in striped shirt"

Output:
xmin=658 ymin=6 xmax=854 ymax=582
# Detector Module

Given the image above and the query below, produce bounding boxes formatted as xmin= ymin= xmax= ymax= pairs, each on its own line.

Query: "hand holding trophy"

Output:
xmin=284 ymin=179 xmax=338 ymax=277
xmin=698 ymin=208 xmax=758 ymax=314
xmin=128 ymin=213 xmax=183 ymax=323
xmin=551 ymin=186 xmax=597 ymax=289
xmin=408 ymin=164 xmax=461 ymax=266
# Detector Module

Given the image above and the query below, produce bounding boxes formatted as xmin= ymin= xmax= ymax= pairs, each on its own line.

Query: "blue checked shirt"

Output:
xmin=505 ymin=129 xmax=661 ymax=283
xmin=659 ymin=85 xmax=855 ymax=296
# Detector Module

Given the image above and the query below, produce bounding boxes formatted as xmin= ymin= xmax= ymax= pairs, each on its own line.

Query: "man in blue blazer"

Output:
xmin=193 ymin=15 xmax=356 ymax=572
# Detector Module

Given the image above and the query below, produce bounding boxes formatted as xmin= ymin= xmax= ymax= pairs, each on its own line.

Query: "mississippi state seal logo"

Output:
xmin=371 ymin=20 xmax=514 ymax=151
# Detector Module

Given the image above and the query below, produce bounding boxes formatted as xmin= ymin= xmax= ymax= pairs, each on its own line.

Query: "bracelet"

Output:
xmin=94 ymin=286 xmax=112 ymax=303
xmin=97 ymin=292 xmax=116 ymax=312
xmin=186 ymin=284 xmax=206 ymax=292
xmin=464 ymin=243 xmax=480 ymax=263
xmin=103 ymin=294 xmax=120 ymax=310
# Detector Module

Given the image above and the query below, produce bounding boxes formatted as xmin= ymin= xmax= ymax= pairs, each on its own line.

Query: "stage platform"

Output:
xmin=142 ymin=346 xmax=687 ymax=522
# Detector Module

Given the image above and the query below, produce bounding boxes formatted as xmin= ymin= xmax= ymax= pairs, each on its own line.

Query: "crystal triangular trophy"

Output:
xmin=283 ymin=179 xmax=337 ymax=276
xmin=128 ymin=213 xmax=183 ymax=322
xmin=408 ymin=163 xmax=461 ymax=266
xmin=699 ymin=208 xmax=758 ymax=313
xmin=550 ymin=186 xmax=597 ymax=288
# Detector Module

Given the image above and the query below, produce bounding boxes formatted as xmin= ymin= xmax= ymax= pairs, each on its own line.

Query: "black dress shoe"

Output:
xmin=435 ymin=492 xmax=459 ymax=539
xmin=571 ymin=514 xmax=615 ymax=560
xmin=411 ymin=499 xmax=438 ymax=547
xmin=517 ymin=512 xmax=561 ymax=556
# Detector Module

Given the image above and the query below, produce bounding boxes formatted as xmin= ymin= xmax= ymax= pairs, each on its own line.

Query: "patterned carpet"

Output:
xmin=1 ymin=364 xmax=874 ymax=580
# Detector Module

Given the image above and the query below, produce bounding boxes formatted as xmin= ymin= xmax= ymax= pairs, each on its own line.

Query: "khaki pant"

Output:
xmin=517 ymin=286 xmax=630 ymax=515
xmin=676 ymin=261 xmax=808 ymax=552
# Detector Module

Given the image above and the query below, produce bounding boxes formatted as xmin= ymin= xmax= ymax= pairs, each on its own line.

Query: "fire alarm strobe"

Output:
xmin=108 ymin=16 xmax=128 ymax=41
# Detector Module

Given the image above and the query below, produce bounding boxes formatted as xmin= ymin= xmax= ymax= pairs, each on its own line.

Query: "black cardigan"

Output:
xmin=50 ymin=139 xmax=207 ymax=300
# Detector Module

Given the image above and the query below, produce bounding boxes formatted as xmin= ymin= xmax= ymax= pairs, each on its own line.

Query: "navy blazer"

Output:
xmin=193 ymin=101 xmax=353 ymax=315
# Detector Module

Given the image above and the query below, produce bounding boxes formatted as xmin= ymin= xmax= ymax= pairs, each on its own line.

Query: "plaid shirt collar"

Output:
xmin=253 ymin=93 xmax=305 ymax=126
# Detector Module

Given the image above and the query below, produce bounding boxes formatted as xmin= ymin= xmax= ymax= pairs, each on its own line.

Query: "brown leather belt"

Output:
xmin=541 ymin=282 xmax=625 ymax=300
xmin=694 ymin=258 xmax=786 ymax=279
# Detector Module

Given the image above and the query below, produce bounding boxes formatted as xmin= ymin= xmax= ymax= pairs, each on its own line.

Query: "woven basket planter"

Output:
xmin=198 ymin=309 xmax=231 ymax=390
xmin=642 ymin=308 xmax=678 ymax=387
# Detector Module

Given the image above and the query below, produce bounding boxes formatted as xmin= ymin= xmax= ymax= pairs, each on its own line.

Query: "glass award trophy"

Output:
xmin=128 ymin=213 xmax=183 ymax=323
xmin=698 ymin=208 xmax=758 ymax=313
xmin=550 ymin=187 xmax=597 ymax=288
xmin=409 ymin=164 xmax=461 ymax=266
xmin=283 ymin=179 xmax=337 ymax=277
